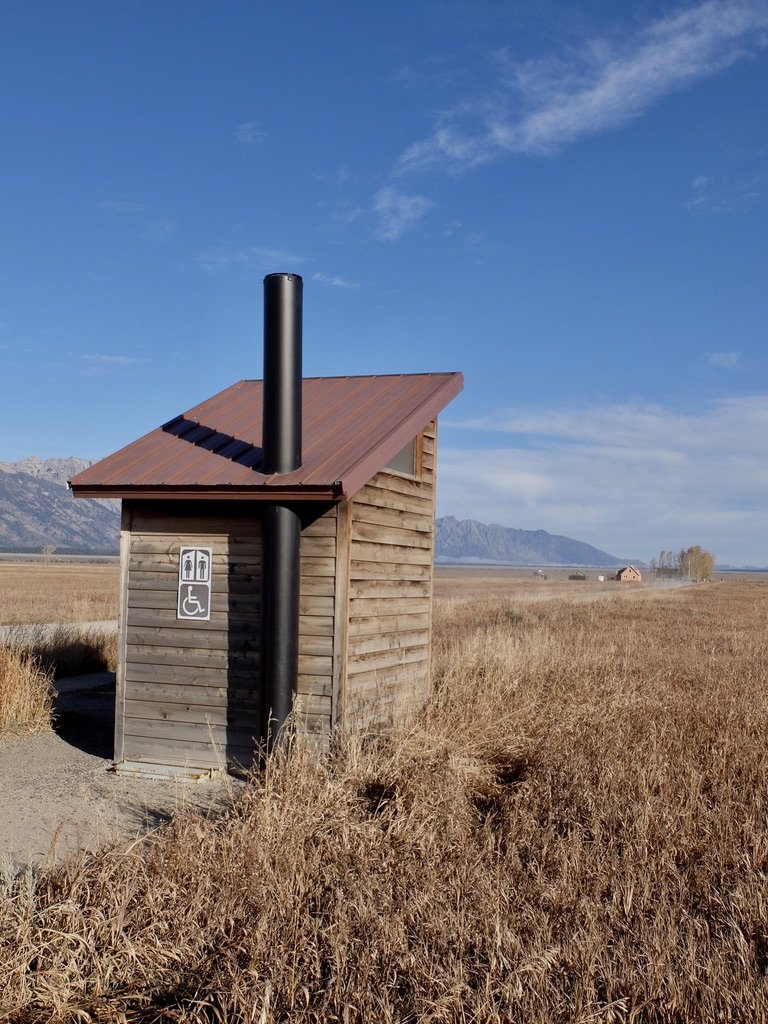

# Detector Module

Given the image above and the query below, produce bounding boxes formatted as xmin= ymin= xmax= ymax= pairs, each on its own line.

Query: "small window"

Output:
xmin=385 ymin=435 xmax=423 ymax=478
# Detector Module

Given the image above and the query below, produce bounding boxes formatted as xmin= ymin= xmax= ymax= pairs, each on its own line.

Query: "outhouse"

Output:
xmin=70 ymin=275 xmax=463 ymax=776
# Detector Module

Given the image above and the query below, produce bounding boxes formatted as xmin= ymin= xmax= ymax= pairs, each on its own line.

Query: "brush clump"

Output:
xmin=2 ymin=579 xmax=768 ymax=1022
xmin=0 ymin=645 xmax=54 ymax=736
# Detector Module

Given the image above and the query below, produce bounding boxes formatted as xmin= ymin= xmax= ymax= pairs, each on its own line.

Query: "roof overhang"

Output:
xmin=70 ymin=483 xmax=344 ymax=501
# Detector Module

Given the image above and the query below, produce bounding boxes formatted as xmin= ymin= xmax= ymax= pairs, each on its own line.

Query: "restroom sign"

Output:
xmin=177 ymin=546 xmax=212 ymax=621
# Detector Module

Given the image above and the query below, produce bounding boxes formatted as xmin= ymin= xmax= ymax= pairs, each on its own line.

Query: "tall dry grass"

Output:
xmin=2 ymin=623 xmax=118 ymax=680
xmin=0 ymin=647 xmax=53 ymax=735
xmin=2 ymin=579 xmax=768 ymax=1021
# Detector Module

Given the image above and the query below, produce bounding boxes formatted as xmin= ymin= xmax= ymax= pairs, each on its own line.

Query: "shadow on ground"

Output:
xmin=52 ymin=672 xmax=116 ymax=759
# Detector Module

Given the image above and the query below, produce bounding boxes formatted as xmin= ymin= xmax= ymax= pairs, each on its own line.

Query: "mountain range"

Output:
xmin=0 ymin=457 xmax=120 ymax=554
xmin=0 ymin=457 xmax=630 ymax=565
xmin=436 ymin=516 xmax=626 ymax=566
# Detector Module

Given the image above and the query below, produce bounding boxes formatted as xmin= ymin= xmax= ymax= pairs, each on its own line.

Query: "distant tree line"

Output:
xmin=650 ymin=546 xmax=716 ymax=582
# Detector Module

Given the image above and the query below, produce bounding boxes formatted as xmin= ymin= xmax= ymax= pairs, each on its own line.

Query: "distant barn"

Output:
xmin=616 ymin=565 xmax=642 ymax=582
xmin=71 ymin=274 xmax=462 ymax=777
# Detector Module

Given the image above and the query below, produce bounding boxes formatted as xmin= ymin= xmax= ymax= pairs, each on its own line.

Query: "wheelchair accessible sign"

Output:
xmin=177 ymin=546 xmax=212 ymax=621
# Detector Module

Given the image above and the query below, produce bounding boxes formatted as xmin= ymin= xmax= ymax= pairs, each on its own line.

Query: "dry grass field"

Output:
xmin=0 ymin=561 xmax=119 ymax=626
xmin=0 ymin=561 xmax=119 ymax=734
xmin=2 ymin=570 xmax=768 ymax=1021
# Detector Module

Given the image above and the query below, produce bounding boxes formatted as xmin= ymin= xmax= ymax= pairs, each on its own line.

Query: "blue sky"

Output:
xmin=2 ymin=0 xmax=767 ymax=565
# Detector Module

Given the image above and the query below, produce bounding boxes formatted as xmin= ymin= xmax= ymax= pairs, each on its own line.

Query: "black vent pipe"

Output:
xmin=260 ymin=273 xmax=303 ymax=750
xmin=262 ymin=273 xmax=302 ymax=474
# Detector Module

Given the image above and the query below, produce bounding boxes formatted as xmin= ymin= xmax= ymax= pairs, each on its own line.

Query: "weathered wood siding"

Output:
xmin=296 ymin=507 xmax=337 ymax=737
xmin=121 ymin=504 xmax=262 ymax=771
xmin=342 ymin=422 xmax=437 ymax=728
xmin=119 ymin=501 xmax=338 ymax=772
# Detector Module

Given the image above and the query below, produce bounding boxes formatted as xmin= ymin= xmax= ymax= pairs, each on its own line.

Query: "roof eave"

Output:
xmin=333 ymin=371 xmax=464 ymax=497
xmin=70 ymin=483 xmax=344 ymax=502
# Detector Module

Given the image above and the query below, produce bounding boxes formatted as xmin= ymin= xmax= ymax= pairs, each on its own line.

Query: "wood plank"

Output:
xmin=299 ymin=535 xmax=336 ymax=557
xmin=299 ymin=577 xmax=336 ymax=597
xmin=126 ymin=626 xmax=259 ymax=651
xmin=130 ymin=539 xmax=261 ymax=556
xmin=125 ymin=700 xmax=260 ymax=727
xmin=300 ymin=556 xmax=336 ymax=576
xmin=301 ymin=513 xmax=337 ymax=537
xmin=124 ymin=717 xmax=258 ymax=746
xmin=126 ymin=662 xmax=253 ymax=686
xmin=348 ymin=612 xmax=431 ymax=637
xmin=126 ymin=681 xmax=249 ymax=706
xmin=347 ymin=629 xmax=430 ymax=658
xmin=128 ymin=514 xmax=263 ymax=536
xmin=290 ymin=711 xmax=332 ymax=732
xmin=295 ymin=678 xmax=333 ymax=698
xmin=123 ymin=735 xmax=230 ymax=769
xmin=128 ymin=591 xmax=259 ymax=613
xmin=350 ymin=540 xmax=433 ymax=565
xmin=126 ymin=609 xmax=251 ymax=631
xmin=298 ymin=614 xmax=334 ymax=637
xmin=348 ymin=579 xmax=431 ymax=599
xmin=351 ymin=483 xmax=433 ymax=515
xmin=128 ymin=573 xmax=261 ymax=593
xmin=126 ymin=646 xmax=233 ymax=668
xmin=363 ymin=471 xmax=433 ymax=503
xmin=290 ymin=694 xmax=332 ymax=717
xmin=123 ymin=718 xmax=328 ymax=768
xmin=349 ymin=560 xmax=432 ymax=582
xmin=298 ymin=634 xmax=334 ymax=657
xmin=299 ymin=595 xmax=334 ymax=617
xmin=125 ymin=696 xmax=329 ymax=723
xmin=128 ymin=559 xmax=261 ymax=577
xmin=348 ymin=596 xmax=429 ymax=618
xmin=297 ymin=673 xmax=336 ymax=690
xmin=351 ymin=502 xmax=433 ymax=534
xmin=347 ymin=645 xmax=429 ymax=673
xmin=351 ymin=521 xmax=432 ymax=550
xmin=344 ymin=664 xmax=428 ymax=694
xmin=298 ymin=654 xmax=333 ymax=676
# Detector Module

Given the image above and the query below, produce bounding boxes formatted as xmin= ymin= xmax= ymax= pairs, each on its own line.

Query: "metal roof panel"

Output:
xmin=70 ymin=372 xmax=463 ymax=500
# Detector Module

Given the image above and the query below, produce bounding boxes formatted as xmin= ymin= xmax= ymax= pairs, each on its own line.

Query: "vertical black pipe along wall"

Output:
xmin=260 ymin=273 xmax=303 ymax=747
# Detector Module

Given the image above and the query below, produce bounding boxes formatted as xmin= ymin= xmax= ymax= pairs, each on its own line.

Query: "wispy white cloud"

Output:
xmin=96 ymin=200 xmax=147 ymax=214
xmin=398 ymin=1 xmax=768 ymax=172
xmin=193 ymin=245 xmax=307 ymax=272
xmin=373 ymin=186 xmax=433 ymax=240
xmin=439 ymin=394 xmax=768 ymax=565
xmin=312 ymin=272 xmax=360 ymax=289
xmin=686 ymin=171 xmax=767 ymax=213
xmin=707 ymin=350 xmax=741 ymax=368
xmin=236 ymin=120 xmax=266 ymax=145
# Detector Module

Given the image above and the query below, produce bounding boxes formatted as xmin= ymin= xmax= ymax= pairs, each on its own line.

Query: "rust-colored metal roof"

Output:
xmin=70 ymin=372 xmax=463 ymax=501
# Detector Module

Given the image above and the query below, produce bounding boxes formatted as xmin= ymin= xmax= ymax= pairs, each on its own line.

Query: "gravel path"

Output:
xmin=0 ymin=671 xmax=241 ymax=873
